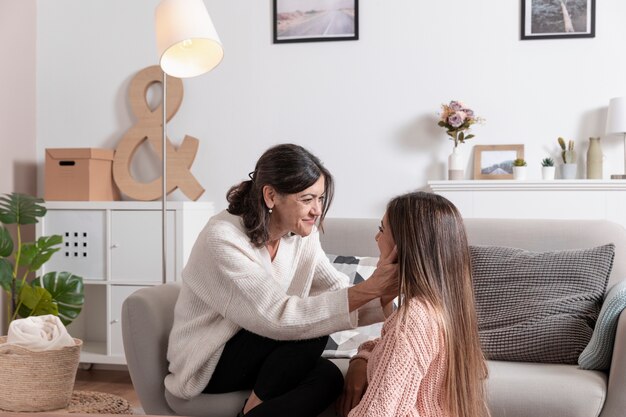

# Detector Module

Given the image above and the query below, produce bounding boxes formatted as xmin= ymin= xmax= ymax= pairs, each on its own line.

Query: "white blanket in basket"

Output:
xmin=7 ymin=315 xmax=74 ymax=351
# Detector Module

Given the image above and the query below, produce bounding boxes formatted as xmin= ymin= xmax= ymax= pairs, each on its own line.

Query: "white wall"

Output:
xmin=36 ymin=0 xmax=626 ymax=218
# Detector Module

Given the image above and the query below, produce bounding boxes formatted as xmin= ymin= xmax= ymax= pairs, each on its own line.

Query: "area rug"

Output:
xmin=68 ymin=390 xmax=133 ymax=414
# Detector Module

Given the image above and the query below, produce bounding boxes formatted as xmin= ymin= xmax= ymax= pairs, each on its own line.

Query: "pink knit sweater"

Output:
xmin=348 ymin=299 xmax=447 ymax=417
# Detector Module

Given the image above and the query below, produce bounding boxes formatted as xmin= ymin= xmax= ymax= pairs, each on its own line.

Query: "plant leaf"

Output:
xmin=17 ymin=284 xmax=58 ymax=318
xmin=18 ymin=235 xmax=63 ymax=272
xmin=0 ymin=193 xmax=46 ymax=225
xmin=0 ymin=258 xmax=13 ymax=291
xmin=465 ymin=134 xmax=475 ymax=140
xmin=33 ymin=271 xmax=84 ymax=326
xmin=0 ymin=226 xmax=13 ymax=257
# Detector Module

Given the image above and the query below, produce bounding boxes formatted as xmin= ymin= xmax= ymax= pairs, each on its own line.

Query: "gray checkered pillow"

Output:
xmin=471 ymin=244 xmax=614 ymax=364
xmin=323 ymin=255 xmax=382 ymax=358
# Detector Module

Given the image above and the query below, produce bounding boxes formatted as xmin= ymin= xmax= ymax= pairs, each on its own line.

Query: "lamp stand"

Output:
xmin=611 ymin=133 xmax=626 ymax=180
xmin=162 ymin=71 xmax=168 ymax=282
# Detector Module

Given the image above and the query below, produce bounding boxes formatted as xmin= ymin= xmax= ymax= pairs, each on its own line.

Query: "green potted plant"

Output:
xmin=541 ymin=157 xmax=556 ymax=180
xmin=558 ymin=137 xmax=577 ymax=179
xmin=0 ymin=193 xmax=84 ymax=327
xmin=512 ymin=158 xmax=527 ymax=180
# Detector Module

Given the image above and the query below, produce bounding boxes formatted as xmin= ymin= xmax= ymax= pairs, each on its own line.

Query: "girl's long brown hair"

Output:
xmin=386 ymin=191 xmax=489 ymax=417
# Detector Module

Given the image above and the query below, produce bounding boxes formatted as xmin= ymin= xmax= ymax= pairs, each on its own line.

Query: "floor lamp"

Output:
xmin=155 ymin=0 xmax=224 ymax=281
xmin=606 ymin=97 xmax=626 ymax=180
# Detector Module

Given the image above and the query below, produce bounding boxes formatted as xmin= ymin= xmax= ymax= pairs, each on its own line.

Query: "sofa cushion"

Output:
xmin=579 ymin=280 xmax=626 ymax=370
xmin=324 ymin=255 xmax=382 ymax=358
xmin=486 ymin=361 xmax=606 ymax=417
xmin=471 ymin=244 xmax=614 ymax=364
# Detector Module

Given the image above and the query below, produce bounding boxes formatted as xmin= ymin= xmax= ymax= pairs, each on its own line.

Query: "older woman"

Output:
xmin=165 ymin=144 xmax=398 ymax=417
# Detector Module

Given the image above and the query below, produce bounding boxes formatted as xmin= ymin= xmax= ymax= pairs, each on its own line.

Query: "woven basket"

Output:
xmin=0 ymin=335 xmax=82 ymax=412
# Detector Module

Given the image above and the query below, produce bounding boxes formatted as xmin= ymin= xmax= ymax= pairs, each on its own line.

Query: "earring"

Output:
xmin=268 ymin=208 xmax=273 ymax=214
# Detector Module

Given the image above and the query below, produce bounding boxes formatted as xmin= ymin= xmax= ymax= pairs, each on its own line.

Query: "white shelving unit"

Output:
xmin=37 ymin=201 xmax=214 ymax=365
xmin=428 ymin=180 xmax=626 ymax=230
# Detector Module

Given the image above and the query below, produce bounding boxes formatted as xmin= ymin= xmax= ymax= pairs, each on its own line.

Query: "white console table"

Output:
xmin=428 ymin=180 xmax=626 ymax=230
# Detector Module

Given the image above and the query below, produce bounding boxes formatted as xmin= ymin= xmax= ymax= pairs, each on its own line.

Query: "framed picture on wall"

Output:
xmin=473 ymin=145 xmax=525 ymax=180
xmin=521 ymin=0 xmax=595 ymax=40
xmin=273 ymin=0 xmax=359 ymax=44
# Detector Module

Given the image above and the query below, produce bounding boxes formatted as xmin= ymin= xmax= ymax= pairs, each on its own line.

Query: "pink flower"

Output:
xmin=449 ymin=101 xmax=463 ymax=111
xmin=447 ymin=112 xmax=464 ymax=128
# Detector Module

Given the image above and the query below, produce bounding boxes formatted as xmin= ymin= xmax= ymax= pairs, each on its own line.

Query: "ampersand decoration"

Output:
xmin=113 ymin=65 xmax=205 ymax=201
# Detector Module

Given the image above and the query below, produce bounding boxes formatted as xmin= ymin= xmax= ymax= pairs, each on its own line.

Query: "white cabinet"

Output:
xmin=428 ymin=180 xmax=626 ymax=230
xmin=37 ymin=201 xmax=214 ymax=365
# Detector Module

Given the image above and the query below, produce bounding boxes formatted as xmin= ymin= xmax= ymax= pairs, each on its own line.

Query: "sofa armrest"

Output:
xmin=600 ymin=310 xmax=626 ymax=417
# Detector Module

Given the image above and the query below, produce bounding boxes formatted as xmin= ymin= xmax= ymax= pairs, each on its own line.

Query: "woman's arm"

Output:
xmin=182 ymin=225 xmax=354 ymax=339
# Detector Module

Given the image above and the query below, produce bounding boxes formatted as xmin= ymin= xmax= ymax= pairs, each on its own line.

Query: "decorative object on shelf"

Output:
xmin=46 ymin=148 xmax=120 ymax=201
xmin=153 ymin=0 xmax=224 ymax=282
xmin=521 ymin=0 xmax=595 ymax=40
xmin=273 ymin=0 xmax=358 ymax=43
xmin=113 ymin=66 xmax=204 ymax=202
xmin=473 ymin=144 xmax=524 ymax=180
xmin=512 ymin=158 xmax=528 ymax=180
xmin=605 ymin=97 xmax=626 ymax=180
xmin=448 ymin=146 xmax=464 ymax=180
xmin=541 ymin=157 xmax=556 ymax=180
xmin=586 ymin=137 xmax=603 ymax=179
xmin=558 ymin=137 xmax=577 ymax=179
xmin=0 ymin=193 xmax=84 ymax=327
xmin=438 ymin=100 xmax=483 ymax=180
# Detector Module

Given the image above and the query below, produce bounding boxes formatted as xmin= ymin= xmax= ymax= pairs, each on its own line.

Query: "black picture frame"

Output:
xmin=521 ymin=0 xmax=595 ymax=40
xmin=273 ymin=0 xmax=358 ymax=44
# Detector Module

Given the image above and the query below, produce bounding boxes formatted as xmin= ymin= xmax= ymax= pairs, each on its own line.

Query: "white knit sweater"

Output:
xmin=165 ymin=210 xmax=385 ymax=399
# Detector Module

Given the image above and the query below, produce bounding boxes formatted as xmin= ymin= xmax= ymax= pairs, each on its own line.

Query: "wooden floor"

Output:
xmin=74 ymin=368 xmax=142 ymax=413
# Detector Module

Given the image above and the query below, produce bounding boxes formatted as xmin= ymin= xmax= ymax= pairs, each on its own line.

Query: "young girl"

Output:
xmin=338 ymin=191 xmax=489 ymax=417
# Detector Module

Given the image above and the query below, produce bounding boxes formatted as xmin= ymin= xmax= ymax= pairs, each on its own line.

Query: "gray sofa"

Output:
xmin=122 ymin=218 xmax=626 ymax=417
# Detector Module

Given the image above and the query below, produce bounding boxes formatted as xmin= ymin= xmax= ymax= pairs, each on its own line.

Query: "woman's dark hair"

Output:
xmin=227 ymin=144 xmax=334 ymax=247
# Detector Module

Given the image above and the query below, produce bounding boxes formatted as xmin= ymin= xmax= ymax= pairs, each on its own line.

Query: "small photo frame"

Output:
xmin=473 ymin=145 xmax=525 ymax=180
xmin=273 ymin=0 xmax=359 ymax=44
xmin=521 ymin=0 xmax=595 ymax=40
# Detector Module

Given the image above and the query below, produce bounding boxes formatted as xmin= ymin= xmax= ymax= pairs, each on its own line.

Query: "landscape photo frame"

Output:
xmin=473 ymin=144 xmax=525 ymax=180
xmin=521 ymin=0 xmax=595 ymax=40
xmin=273 ymin=0 xmax=359 ymax=44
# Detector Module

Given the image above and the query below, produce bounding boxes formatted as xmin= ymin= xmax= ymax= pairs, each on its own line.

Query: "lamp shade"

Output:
xmin=155 ymin=0 xmax=224 ymax=78
xmin=606 ymin=97 xmax=626 ymax=135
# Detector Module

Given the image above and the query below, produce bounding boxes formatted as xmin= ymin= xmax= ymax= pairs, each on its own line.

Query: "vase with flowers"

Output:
xmin=438 ymin=100 xmax=483 ymax=180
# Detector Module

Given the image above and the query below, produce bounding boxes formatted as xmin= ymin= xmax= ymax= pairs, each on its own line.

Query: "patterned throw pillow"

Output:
xmin=324 ymin=255 xmax=382 ymax=358
xmin=471 ymin=244 xmax=614 ymax=364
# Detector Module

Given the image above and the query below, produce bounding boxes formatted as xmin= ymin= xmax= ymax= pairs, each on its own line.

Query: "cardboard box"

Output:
xmin=45 ymin=148 xmax=121 ymax=201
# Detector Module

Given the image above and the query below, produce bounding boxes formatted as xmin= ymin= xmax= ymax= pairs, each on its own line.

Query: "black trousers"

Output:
xmin=204 ymin=329 xmax=343 ymax=417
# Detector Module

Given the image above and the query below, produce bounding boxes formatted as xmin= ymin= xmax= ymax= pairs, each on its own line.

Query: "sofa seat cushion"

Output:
xmin=486 ymin=360 xmax=607 ymax=417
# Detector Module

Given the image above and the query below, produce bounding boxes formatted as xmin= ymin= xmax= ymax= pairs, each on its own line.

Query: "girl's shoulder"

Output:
xmin=383 ymin=298 xmax=442 ymax=341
